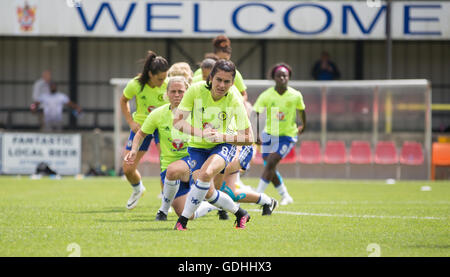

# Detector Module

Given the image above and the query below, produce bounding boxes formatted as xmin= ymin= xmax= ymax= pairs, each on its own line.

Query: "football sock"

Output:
xmin=159 ymin=178 xmax=180 ymax=215
xmin=206 ymin=189 xmax=239 ymax=214
xmin=256 ymin=178 xmax=270 ymax=193
xmin=131 ymin=180 xmax=143 ymax=193
xmin=275 ymin=183 xmax=289 ymax=197
xmin=256 ymin=193 xmax=272 ymax=206
xmin=181 ymin=179 xmax=210 ymax=219
xmin=193 ymin=201 xmax=218 ymax=219
xmin=275 ymin=170 xmax=284 ymax=186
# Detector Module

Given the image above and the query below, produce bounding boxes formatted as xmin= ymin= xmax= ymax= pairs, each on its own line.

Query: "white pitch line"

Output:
xmin=248 ymin=209 xmax=446 ymax=220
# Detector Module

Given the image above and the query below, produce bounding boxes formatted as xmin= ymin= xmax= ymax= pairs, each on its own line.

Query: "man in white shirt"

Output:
xmin=33 ymin=82 xmax=82 ymax=131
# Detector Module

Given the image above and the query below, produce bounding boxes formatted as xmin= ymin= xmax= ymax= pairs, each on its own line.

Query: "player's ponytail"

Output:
xmin=137 ymin=50 xmax=169 ymax=91
xmin=212 ymin=35 xmax=232 ymax=55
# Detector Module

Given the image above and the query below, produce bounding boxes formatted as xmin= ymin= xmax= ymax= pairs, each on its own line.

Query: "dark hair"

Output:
xmin=212 ymin=35 xmax=232 ymax=54
xmin=205 ymin=59 xmax=236 ymax=90
xmin=204 ymin=52 xmax=219 ymax=61
xmin=269 ymin=62 xmax=293 ymax=79
xmin=137 ymin=50 xmax=169 ymax=91
xmin=200 ymin=58 xmax=216 ymax=70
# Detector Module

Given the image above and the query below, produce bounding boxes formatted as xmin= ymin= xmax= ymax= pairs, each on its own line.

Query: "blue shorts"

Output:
xmin=238 ymin=145 xmax=254 ymax=171
xmin=261 ymin=132 xmax=297 ymax=159
xmin=125 ymin=130 xmax=159 ymax=151
xmin=188 ymin=144 xmax=237 ymax=173
xmin=160 ymin=156 xmax=192 ymax=199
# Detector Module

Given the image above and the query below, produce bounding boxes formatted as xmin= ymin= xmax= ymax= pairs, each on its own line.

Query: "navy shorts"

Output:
xmin=238 ymin=145 xmax=254 ymax=171
xmin=188 ymin=143 xmax=237 ymax=173
xmin=125 ymin=130 xmax=159 ymax=151
xmin=159 ymin=156 xmax=192 ymax=199
xmin=261 ymin=132 xmax=297 ymax=159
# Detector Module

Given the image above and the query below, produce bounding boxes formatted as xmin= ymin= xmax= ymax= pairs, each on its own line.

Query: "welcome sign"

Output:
xmin=1 ymin=0 xmax=449 ymax=40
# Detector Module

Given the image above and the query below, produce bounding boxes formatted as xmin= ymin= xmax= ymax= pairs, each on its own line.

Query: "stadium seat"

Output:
xmin=298 ymin=141 xmax=322 ymax=164
xmin=349 ymin=141 xmax=372 ymax=164
xmin=431 ymin=142 xmax=450 ymax=180
xmin=323 ymin=141 xmax=347 ymax=164
xmin=374 ymin=141 xmax=398 ymax=164
xmin=280 ymin=147 xmax=297 ymax=164
xmin=399 ymin=141 xmax=424 ymax=165
xmin=141 ymin=142 xmax=160 ymax=163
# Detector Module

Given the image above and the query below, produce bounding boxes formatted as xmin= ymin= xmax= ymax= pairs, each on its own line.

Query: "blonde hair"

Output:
xmin=168 ymin=62 xmax=193 ymax=85
xmin=164 ymin=76 xmax=190 ymax=101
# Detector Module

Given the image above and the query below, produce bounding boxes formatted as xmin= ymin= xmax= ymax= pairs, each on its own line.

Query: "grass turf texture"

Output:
xmin=0 ymin=176 xmax=448 ymax=257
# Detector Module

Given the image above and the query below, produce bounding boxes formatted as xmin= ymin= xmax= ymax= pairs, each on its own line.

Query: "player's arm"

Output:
xmin=203 ymin=126 xmax=254 ymax=146
xmin=173 ymin=109 xmax=203 ymax=138
xmin=120 ymin=95 xmax=140 ymax=133
xmin=240 ymin=90 xmax=248 ymax=102
xmin=298 ymin=109 xmax=306 ymax=134
xmin=124 ymin=129 xmax=149 ymax=164
xmin=230 ymin=127 xmax=254 ymax=146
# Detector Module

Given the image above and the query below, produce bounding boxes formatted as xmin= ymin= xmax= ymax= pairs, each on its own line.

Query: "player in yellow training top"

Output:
xmin=120 ymin=51 xmax=169 ymax=210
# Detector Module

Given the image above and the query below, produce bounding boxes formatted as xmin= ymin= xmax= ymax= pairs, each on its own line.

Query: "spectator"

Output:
xmin=312 ymin=51 xmax=341 ymax=80
xmin=32 ymin=70 xmax=52 ymax=102
xmin=31 ymin=70 xmax=52 ymax=127
xmin=32 ymin=82 xmax=82 ymax=132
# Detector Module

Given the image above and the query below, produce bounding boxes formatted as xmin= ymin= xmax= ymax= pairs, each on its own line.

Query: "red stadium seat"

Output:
xmin=400 ymin=141 xmax=424 ymax=165
xmin=432 ymin=142 xmax=450 ymax=180
xmin=324 ymin=141 xmax=347 ymax=164
xmin=141 ymin=142 xmax=160 ymax=163
xmin=374 ymin=141 xmax=398 ymax=164
xmin=298 ymin=141 xmax=322 ymax=164
xmin=280 ymin=147 xmax=297 ymax=164
xmin=349 ymin=141 xmax=372 ymax=164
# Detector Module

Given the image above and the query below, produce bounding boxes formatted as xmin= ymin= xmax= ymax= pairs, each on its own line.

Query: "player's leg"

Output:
xmin=156 ymin=159 xmax=190 ymax=220
xmin=222 ymin=148 xmax=277 ymax=215
xmin=269 ymin=137 xmax=296 ymax=205
xmin=180 ymin=154 xmax=231 ymax=219
xmin=122 ymin=150 xmax=147 ymax=210
xmin=172 ymin=194 xmax=219 ymax=219
xmin=256 ymin=152 xmax=282 ymax=193
xmin=175 ymin=145 xmax=249 ymax=230
xmin=256 ymin=132 xmax=277 ymax=193
xmin=263 ymin=159 xmax=284 ymax=187
xmin=123 ymin=130 xmax=152 ymax=210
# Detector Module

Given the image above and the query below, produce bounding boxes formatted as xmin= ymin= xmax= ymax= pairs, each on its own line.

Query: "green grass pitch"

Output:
xmin=0 ymin=176 xmax=448 ymax=257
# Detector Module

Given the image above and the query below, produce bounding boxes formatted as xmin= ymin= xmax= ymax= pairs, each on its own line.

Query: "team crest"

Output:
xmin=188 ymin=159 xmax=197 ymax=169
xmin=203 ymin=122 xmax=213 ymax=129
xmin=158 ymin=94 xmax=164 ymax=102
xmin=218 ymin=111 xmax=228 ymax=121
xmin=17 ymin=2 xmax=36 ymax=32
xmin=170 ymin=138 xmax=184 ymax=151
